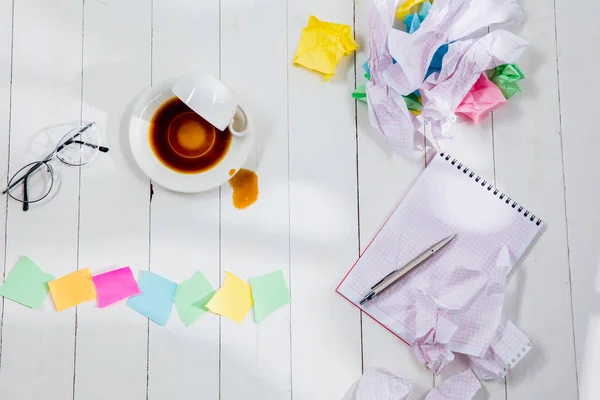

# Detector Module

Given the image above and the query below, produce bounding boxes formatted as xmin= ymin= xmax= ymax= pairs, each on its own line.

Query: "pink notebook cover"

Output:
xmin=336 ymin=152 xmax=542 ymax=350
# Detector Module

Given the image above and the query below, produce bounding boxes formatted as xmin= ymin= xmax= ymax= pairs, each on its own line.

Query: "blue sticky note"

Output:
xmin=425 ymin=43 xmax=449 ymax=79
xmin=362 ymin=60 xmax=370 ymax=76
xmin=127 ymin=271 xmax=178 ymax=326
xmin=418 ymin=0 xmax=431 ymax=20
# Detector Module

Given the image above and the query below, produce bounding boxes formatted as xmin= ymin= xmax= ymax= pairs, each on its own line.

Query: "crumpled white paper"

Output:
xmin=366 ymin=0 xmax=527 ymax=151
xmin=409 ymin=246 xmax=515 ymax=372
xmin=425 ymin=369 xmax=481 ymax=400
xmin=343 ymin=368 xmax=481 ymax=400
xmin=386 ymin=0 xmax=522 ymax=95
xmin=340 ymin=247 xmax=526 ymax=397
xmin=366 ymin=0 xmax=416 ymax=154
xmin=420 ymin=31 xmax=528 ymax=136
xmin=342 ymin=368 xmax=413 ymax=400
xmin=467 ymin=317 xmax=532 ymax=380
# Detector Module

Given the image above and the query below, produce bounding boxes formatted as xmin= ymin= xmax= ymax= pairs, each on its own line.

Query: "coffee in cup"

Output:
xmin=149 ymin=96 xmax=232 ymax=174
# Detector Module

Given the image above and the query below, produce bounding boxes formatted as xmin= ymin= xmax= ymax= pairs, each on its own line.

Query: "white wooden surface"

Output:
xmin=0 ymin=0 xmax=593 ymax=398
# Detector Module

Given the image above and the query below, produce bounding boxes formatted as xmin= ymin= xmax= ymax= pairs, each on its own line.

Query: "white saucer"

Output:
xmin=128 ymin=77 xmax=253 ymax=193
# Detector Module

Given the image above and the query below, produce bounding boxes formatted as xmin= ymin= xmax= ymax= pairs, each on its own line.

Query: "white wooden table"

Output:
xmin=0 ymin=0 xmax=593 ymax=398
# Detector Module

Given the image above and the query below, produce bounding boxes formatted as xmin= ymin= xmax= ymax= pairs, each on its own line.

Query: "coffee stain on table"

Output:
xmin=229 ymin=169 xmax=236 ymax=176
xmin=228 ymin=168 xmax=259 ymax=210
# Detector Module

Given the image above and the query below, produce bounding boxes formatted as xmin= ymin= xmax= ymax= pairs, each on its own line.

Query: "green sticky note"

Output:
xmin=0 ymin=256 xmax=55 ymax=309
xmin=174 ymin=271 xmax=215 ymax=326
xmin=249 ymin=270 xmax=290 ymax=323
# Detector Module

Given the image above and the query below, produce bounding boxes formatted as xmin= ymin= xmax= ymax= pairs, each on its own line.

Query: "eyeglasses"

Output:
xmin=1 ymin=122 xmax=109 ymax=211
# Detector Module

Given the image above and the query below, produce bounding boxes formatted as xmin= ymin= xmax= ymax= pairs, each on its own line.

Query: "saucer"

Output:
xmin=129 ymin=77 xmax=253 ymax=193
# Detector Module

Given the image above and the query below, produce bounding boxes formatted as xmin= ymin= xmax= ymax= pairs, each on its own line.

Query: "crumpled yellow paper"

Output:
xmin=396 ymin=0 xmax=429 ymax=21
xmin=293 ymin=15 xmax=359 ymax=81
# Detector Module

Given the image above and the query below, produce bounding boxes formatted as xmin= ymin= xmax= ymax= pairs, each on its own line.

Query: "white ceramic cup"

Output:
xmin=172 ymin=71 xmax=250 ymax=137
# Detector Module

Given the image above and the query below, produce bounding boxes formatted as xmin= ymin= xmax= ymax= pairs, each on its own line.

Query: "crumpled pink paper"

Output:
xmin=455 ymin=74 xmax=507 ymax=123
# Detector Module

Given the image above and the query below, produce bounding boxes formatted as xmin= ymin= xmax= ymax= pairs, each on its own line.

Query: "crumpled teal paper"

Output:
xmin=489 ymin=63 xmax=524 ymax=99
xmin=403 ymin=1 xmax=431 ymax=34
xmin=404 ymin=13 xmax=421 ymax=34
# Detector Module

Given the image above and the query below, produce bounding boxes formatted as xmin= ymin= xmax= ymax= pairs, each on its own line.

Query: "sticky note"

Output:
xmin=0 ymin=256 xmax=54 ymax=309
xmin=48 ymin=268 xmax=97 ymax=311
xmin=206 ymin=272 xmax=253 ymax=324
xmin=174 ymin=271 xmax=215 ymax=326
xmin=127 ymin=271 xmax=177 ymax=326
xmin=293 ymin=15 xmax=359 ymax=81
xmin=92 ymin=266 xmax=140 ymax=308
xmin=250 ymin=270 xmax=290 ymax=323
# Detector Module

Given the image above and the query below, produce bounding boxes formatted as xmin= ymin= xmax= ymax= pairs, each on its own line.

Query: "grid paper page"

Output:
xmin=337 ymin=152 xmax=542 ymax=352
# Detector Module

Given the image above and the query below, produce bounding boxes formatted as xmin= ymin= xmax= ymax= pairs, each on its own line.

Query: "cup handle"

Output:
xmin=228 ymin=101 xmax=252 ymax=138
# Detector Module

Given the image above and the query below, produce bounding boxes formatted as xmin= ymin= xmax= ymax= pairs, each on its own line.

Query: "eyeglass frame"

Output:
xmin=1 ymin=122 xmax=109 ymax=211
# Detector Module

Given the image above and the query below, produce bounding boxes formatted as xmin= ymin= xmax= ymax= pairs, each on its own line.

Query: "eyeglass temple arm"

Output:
xmin=67 ymin=140 xmax=109 ymax=153
xmin=22 ymin=174 xmax=29 ymax=211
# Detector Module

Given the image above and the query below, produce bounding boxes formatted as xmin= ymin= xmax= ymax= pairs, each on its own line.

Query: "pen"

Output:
xmin=359 ymin=234 xmax=457 ymax=305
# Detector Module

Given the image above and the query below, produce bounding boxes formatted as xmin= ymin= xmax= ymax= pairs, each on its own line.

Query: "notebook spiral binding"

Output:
xmin=439 ymin=152 xmax=542 ymax=226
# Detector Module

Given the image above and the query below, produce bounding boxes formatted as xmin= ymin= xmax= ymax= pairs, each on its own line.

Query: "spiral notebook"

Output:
xmin=337 ymin=152 xmax=542 ymax=350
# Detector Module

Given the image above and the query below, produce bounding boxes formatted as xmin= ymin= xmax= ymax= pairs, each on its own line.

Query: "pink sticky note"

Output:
xmin=92 ymin=267 xmax=140 ymax=308
xmin=455 ymin=73 xmax=507 ymax=124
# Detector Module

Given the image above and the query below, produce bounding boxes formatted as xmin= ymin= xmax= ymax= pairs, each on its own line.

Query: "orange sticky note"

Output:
xmin=206 ymin=272 xmax=253 ymax=324
xmin=48 ymin=268 xmax=96 ymax=311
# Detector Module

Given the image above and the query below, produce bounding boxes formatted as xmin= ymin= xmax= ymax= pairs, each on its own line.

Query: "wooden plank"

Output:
xmin=147 ymin=0 xmax=220 ymax=398
xmin=73 ymin=0 xmax=151 ymax=398
xmin=555 ymin=0 xmax=599 ymax=398
xmin=288 ymin=1 xmax=362 ymax=398
xmin=354 ymin=2 xmax=499 ymax=397
xmin=438 ymin=123 xmax=501 ymax=400
xmin=0 ymin=0 xmax=82 ymax=398
xmin=353 ymin=0 xmax=432 ymax=396
xmin=218 ymin=0 xmax=291 ymax=398
xmin=493 ymin=1 xmax=578 ymax=398
xmin=0 ymin=0 xmax=12 ymax=361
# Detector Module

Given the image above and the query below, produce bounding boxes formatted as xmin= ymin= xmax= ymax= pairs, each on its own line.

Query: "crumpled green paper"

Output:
xmin=352 ymin=85 xmax=368 ymax=104
xmin=489 ymin=63 xmax=524 ymax=99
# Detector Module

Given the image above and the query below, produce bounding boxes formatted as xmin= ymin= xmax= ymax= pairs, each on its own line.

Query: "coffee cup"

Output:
xmin=172 ymin=71 xmax=251 ymax=138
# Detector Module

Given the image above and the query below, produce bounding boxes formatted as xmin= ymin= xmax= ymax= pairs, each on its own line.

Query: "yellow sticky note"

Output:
xmin=206 ymin=272 xmax=253 ymax=324
xmin=48 ymin=268 xmax=96 ymax=311
xmin=396 ymin=0 xmax=428 ymax=21
xmin=293 ymin=15 xmax=359 ymax=81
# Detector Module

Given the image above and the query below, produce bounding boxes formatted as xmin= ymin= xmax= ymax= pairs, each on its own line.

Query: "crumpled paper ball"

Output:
xmin=293 ymin=15 xmax=358 ymax=81
xmin=455 ymin=73 xmax=507 ymax=123
xmin=489 ymin=63 xmax=525 ymax=99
